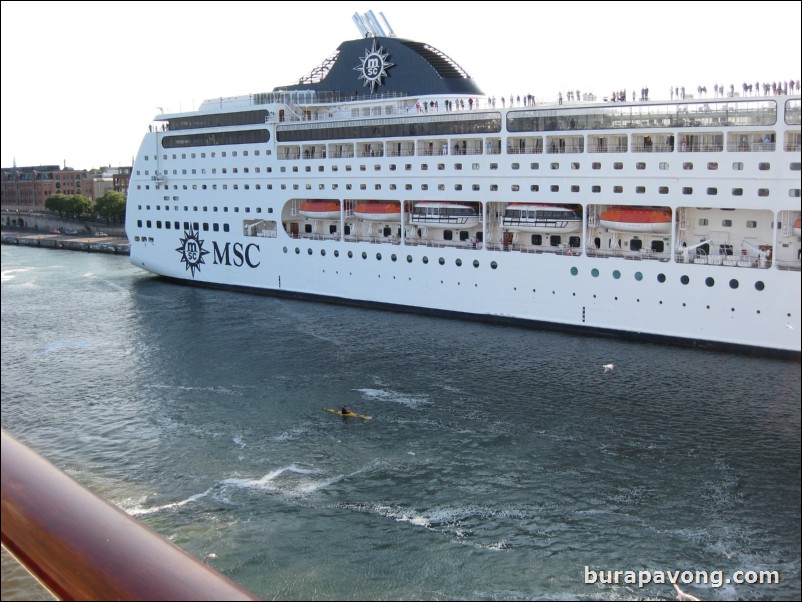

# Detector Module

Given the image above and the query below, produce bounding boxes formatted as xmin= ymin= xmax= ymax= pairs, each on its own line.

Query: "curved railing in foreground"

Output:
xmin=1 ymin=429 xmax=260 ymax=601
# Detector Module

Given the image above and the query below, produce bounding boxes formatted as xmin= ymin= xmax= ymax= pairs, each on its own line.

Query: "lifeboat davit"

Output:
xmin=599 ymin=207 xmax=671 ymax=234
xmin=353 ymin=202 xmax=401 ymax=221
xmin=793 ymin=217 xmax=801 ymax=237
xmin=502 ymin=203 xmax=582 ymax=233
xmin=410 ymin=202 xmax=481 ymax=229
xmin=298 ymin=200 xmax=341 ymax=219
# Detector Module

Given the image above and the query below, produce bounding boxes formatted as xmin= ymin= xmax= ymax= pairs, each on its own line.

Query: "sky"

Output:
xmin=2 ymin=1 xmax=800 ymax=170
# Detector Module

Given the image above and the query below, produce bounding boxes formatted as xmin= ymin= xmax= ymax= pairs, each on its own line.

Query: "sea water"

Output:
xmin=1 ymin=244 xmax=800 ymax=600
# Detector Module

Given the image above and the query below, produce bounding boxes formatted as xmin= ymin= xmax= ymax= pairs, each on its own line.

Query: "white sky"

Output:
xmin=2 ymin=1 xmax=800 ymax=170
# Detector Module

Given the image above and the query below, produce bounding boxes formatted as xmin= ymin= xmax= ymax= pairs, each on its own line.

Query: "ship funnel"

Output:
xmin=353 ymin=10 xmax=395 ymax=38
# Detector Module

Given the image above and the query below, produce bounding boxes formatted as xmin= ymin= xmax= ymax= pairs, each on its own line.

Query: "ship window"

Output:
xmin=659 ymin=186 xmax=669 ymax=194
xmin=682 ymin=162 xmax=693 ymax=170
xmin=472 ymin=184 xmax=481 ymax=191
xmin=407 ymin=255 xmax=413 ymax=263
xmin=532 ymin=234 xmax=542 ymax=245
xmin=722 ymin=220 xmax=733 ymax=227
xmin=439 ymin=256 xmax=447 ymax=263
xmin=758 ymin=163 xmax=770 ymax=171
xmin=791 ymin=162 xmax=801 ymax=170
xmin=455 ymin=164 xmax=463 ymax=170
xmin=137 ymin=220 xmax=142 ymax=227
xmin=360 ymin=165 xmax=366 ymax=171
xmin=757 ymin=188 xmax=769 ymax=196
xmin=221 ymin=152 xmax=226 ymax=157
xmin=550 ymin=163 xmax=559 ymax=170
xmin=746 ymin=221 xmax=757 ymax=228
xmin=293 ymin=167 xmax=298 ymax=172
xmin=550 ymin=185 xmax=559 ymax=192
xmin=636 ymin=162 xmax=646 ymax=170
xmin=732 ymin=188 xmax=743 ymax=196
xmin=572 ymin=162 xmax=580 ymax=170
xmin=682 ymin=187 xmax=693 ymax=194
xmin=790 ymin=189 xmax=801 ymax=197
xmin=613 ymin=186 xmax=623 ymax=193
xmin=659 ymin=162 xmax=669 ymax=170
xmin=491 ymin=185 xmax=499 ymax=191
xmin=636 ymin=186 xmax=645 ymax=193
xmin=473 ymin=163 xmax=480 ymax=170
xmin=732 ymin=162 xmax=744 ymax=170
xmin=421 ymin=184 xmax=429 ymax=190
xmin=707 ymin=187 xmax=718 ymax=195
xmin=512 ymin=185 xmax=520 ymax=191
xmin=512 ymin=163 xmax=520 ymax=170
xmin=305 ymin=224 xmax=312 ymax=233
xmin=390 ymin=184 xmax=396 ymax=190
xmin=360 ymin=184 xmax=367 ymax=190
xmin=361 ymin=251 xmax=367 ymax=259
xmin=680 ymin=275 xmax=690 ymax=285
xmin=490 ymin=163 xmax=498 ymax=170
xmin=406 ymin=164 xmax=412 ymax=170
xmin=707 ymin=162 xmax=718 ymax=170
xmin=613 ymin=162 xmax=623 ymax=170
xmin=531 ymin=185 xmax=539 ymax=192
xmin=455 ymin=184 xmax=463 ymax=191
xmin=405 ymin=184 xmax=412 ymax=190
xmin=730 ymin=279 xmax=739 ymax=289
xmin=438 ymin=164 xmax=445 ymax=170
xmin=592 ymin=162 xmax=601 ymax=169
xmin=490 ymin=261 xmax=498 ymax=270
xmin=422 ymin=256 xmax=429 ymax=264
xmin=421 ymin=164 xmax=428 ymax=171
xmin=571 ymin=185 xmax=580 ymax=192
xmin=592 ymin=185 xmax=601 ymax=193
xmin=438 ymin=184 xmax=445 ymax=191
xmin=305 ymin=166 xmax=311 ymax=172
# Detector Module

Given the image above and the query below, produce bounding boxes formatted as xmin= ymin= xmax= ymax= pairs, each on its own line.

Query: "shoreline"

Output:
xmin=1 ymin=230 xmax=130 ymax=255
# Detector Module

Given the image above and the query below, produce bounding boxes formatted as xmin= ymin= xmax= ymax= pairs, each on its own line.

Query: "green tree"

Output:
xmin=65 ymin=194 xmax=93 ymax=219
xmin=94 ymin=191 xmax=127 ymax=224
xmin=45 ymin=193 xmax=70 ymax=217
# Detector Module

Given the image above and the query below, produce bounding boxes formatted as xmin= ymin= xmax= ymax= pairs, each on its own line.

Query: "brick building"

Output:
xmin=1 ymin=165 xmax=94 ymax=211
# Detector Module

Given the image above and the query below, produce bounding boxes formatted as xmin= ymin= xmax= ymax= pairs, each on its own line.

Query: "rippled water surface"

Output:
xmin=2 ymin=244 xmax=800 ymax=600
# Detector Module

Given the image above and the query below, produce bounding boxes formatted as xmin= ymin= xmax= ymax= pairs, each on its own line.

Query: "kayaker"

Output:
xmin=341 ymin=406 xmax=351 ymax=415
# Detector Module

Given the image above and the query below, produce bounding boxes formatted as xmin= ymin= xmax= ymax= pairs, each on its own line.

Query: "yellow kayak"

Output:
xmin=325 ymin=408 xmax=372 ymax=420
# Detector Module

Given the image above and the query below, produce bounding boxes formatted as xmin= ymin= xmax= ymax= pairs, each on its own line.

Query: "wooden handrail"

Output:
xmin=1 ymin=429 xmax=260 ymax=601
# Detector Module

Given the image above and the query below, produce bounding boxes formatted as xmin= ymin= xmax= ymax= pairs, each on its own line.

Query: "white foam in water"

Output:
xmin=221 ymin=465 xmax=340 ymax=498
xmin=0 ymin=267 xmax=31 ymax=282
xmin=124 ymin=487 xmax=214 ymax=516
xmin=355 ymin=387 xmax=430 ymax=408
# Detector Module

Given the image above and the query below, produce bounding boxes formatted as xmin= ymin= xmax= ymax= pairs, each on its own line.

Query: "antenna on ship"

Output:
xmin=364 ymin=10 xmax=386 ymax=37
xmin=352 ymin=13 xmax=370 ymax=38
xmin=353 ymin=10 xmax=395 ymax=38
xmin=379 ymin=12 xmax=396 ymax=37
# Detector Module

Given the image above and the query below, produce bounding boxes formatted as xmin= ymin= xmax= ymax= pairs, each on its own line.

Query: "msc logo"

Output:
xmin=176 ymin=229 xmax=210 ymax=278
xmin=176 ymin=230 xmax=260 ymax=278
xmin=354 ymin=40 xmax=393 ymax=92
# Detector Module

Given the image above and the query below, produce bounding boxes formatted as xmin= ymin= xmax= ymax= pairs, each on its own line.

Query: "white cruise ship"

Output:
xmin=126 ymin=12 xmax=801 ymax=358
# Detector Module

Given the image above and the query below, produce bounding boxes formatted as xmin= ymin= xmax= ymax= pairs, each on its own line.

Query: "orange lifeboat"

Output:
xmin=793 ymin=217 xmax=801 ymax=237
xmin=352 ymin=202 xmax=401 ymax=221
xmin=298 ymin=200 xmax=340 ymax=219
xmin=599 ymin=207 xmax=671 ymax=234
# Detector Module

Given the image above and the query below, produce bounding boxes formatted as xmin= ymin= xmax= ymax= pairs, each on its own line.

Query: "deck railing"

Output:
xmin=1 ymin=429 xmax=260 ymax=601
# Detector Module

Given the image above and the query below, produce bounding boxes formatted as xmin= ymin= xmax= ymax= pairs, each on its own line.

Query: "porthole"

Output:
xmin=455 ymin=258 xmax=462 ymax=267
xmin=571 ymin=267 xmax=579 ymax=276
xmin=473 ymin=260 xmax=480 ymax=268
xmin=591 ymin=268 xmax=600 ymax=277
xmin=376 ymin=253 xmax=382 ymax=260
xmin=705 ymin=277 xmax=715 ymax=287
xmin=320 ymin=249 xmax=326 ymax=256
xmin=422 ymin=256 xmax=429 ymax=264
xmin=391 ymin=254 xmax=397 ymax=262
xmin=729 ymin=279 xmax=739 ymax=289
xmin=348 ymin=250 xmax=353 ymax=258
xmin=634 ymin=272 xmax=643 ymax=281
xmin=490 ymin=261 xmax=498 ymax=270
xmin=283 ymin=246 xmax=288 ymax=253
xmin=407 ymin=255 xmax=413 ymax=263
xmin=362 ymin=251 xmax=368 ymax=259
xmin=613 ymin=270 xmax=621 ymax=279
xmin=334 ymin=250 xmax=339 ymax=257
xmin=439 ymin=257 xmax=445 ymax=265
xmin=680 ymin=275 xmax=690 ymax=285
xmin=295 ymin=247 xmax=300 ymax=254
xmin=307 ymin=248 xmax=313 ymax=255
xmin=755 ymin=281 xmax=765 ymax=291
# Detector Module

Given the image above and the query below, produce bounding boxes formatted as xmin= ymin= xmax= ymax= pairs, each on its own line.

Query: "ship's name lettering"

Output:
xmin=212 ymin=242 xmax=260 ymax=268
